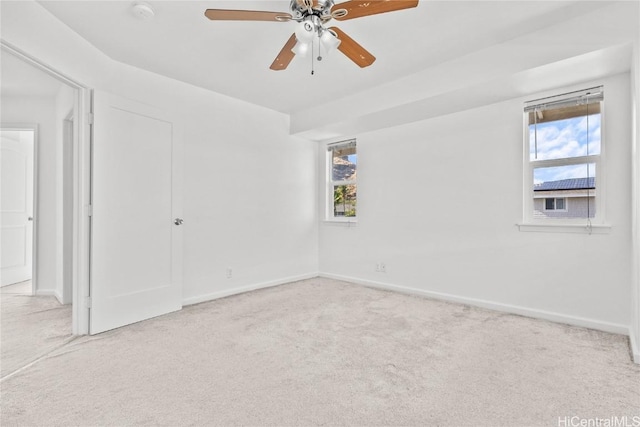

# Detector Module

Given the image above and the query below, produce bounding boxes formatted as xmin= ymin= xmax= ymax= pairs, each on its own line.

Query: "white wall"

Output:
xmin=319 ymin=73 xmax=632 ymax=333
xmin=1 ymin=1 xmax=319 ymax=306
xmin=178 ymin=90 xmax=318 ymax=303
xmin=1 ymin=95 xmax=58 ymax=295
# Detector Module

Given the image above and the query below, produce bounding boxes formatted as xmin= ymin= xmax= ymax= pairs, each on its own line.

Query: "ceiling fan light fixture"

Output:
xmin=292 ymin=40 xmax=311 ymax=57
xmin=295 ymin=19 xmax=316 ymax=43
xmin=319 ymin=29 xmax=341 ymax=55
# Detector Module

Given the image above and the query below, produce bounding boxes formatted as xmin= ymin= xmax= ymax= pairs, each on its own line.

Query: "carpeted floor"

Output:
xmin=1 ymin=277 xmax=639 ymax=426
xmin=1 ymin=281 xmax=32 ymax=295
xmin=1 ymin=281 xmax=72 ymax=378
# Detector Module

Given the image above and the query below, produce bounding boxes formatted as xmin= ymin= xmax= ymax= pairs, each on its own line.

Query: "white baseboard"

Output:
xmin=630 ymin=329 xmax=640 ymax=364
xmin=319 ymin=273 xmax=629 ymax=336
xmin=182 ymin=272 xmax=319 ymax=306
xmin=36 ymin=289 xmax=64 ymax=304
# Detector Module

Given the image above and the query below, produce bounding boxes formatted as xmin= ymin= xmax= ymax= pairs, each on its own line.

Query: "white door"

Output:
xmin=90 ymin=92 xmax=182 ymax=334
xmin=1 ymin=130 xmax=34 ymax=287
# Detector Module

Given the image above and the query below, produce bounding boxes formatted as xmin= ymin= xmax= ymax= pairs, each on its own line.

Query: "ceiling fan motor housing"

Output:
xmin=290 ymin=0 xmax=336 ymax=22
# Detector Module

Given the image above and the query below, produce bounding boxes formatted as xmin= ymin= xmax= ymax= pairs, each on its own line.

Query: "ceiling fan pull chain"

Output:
xmin=311 ymin=37 xmax=315 ymax=75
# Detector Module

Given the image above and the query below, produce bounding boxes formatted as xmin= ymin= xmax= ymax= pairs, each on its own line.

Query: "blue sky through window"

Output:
xmin=529 ymin=113 xmax=600 ymax=183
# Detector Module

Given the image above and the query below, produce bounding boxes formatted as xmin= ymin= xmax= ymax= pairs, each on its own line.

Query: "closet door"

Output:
xmin=90 ymin=92 xmax=182 ymax=334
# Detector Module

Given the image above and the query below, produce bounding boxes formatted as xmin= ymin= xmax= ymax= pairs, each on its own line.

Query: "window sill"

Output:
xmin=516 ymin=223 xmax=611 ymax=234
xmin=322 ymin=219 xmax=358 ymax=227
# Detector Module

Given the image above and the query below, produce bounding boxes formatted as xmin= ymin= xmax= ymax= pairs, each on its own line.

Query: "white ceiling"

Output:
xmin=1 ymin=50 xmax=64 ymax=98
xmin=35 ymin=0 xmax=613 ymax=114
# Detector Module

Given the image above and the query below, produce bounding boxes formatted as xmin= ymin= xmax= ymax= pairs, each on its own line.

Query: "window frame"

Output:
xmin=326 ymin=139 xmax=357 ymax=222
xmin=522 ymin=87 xmax=606 ymax=227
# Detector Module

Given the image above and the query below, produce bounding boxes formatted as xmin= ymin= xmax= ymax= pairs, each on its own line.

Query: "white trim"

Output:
xmin=0 ymin=41 xmax=86 ymax=92
xmin=182 ymin=272 xmax=319 ymax=306
xmin=59 ymin=115 xmax=73 ymax=305
xmin=319 ymin=272 xmax=629 ymax=335
xmin=516 ymin=223 xmax=612 ymax=234
xmin=630 ymin=328 xmax=640 ymax=364
xmin=631 ymin=40 xmax=640 ymax=367
xmin=322 ymin=219 xmax=358 ymax=227
xmin=531 ymin=155 xmax=600 ymax=168
xmin=72 ymin=88 xmax=91 ymax=335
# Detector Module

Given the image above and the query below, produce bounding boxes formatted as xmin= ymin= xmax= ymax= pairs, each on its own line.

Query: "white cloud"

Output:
xmin=529 ymin=114 xmax=600 ymax=160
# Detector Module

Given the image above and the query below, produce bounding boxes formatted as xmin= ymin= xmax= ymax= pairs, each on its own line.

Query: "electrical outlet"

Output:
xmin=226 ymin=267 xmax=232 ymax=279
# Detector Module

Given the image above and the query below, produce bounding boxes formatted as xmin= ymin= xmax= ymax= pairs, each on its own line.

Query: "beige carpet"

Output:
xmin=1 ymin=281 xmax=32 ymax=295
xmin=1 ymin=277 xmax=638 ymax=426
xmin=1 ymin=281 xmax=72 ymax=378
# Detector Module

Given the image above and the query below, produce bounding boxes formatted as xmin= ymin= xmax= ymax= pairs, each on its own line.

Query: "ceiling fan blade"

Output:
xmin=204 ymin=9 xmax=292 ymax=22
xmin=270 ymin=34 xmax=298 ymax=71
xmin=331 ymin=0 xmax=418 ymax=21
xmin=330 ymin=27 xmax=376 ymax=68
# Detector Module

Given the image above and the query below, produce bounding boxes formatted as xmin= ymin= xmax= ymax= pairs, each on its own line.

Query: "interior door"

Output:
xmin=90 ymin=92 xmax=182 ymax=334
xmin=1 ymin=130 xmax=34 ymax=287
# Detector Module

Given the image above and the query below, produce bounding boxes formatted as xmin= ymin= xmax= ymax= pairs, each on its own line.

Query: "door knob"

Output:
xmin=174 ymin=218 xmax=184 ymax=226
xmin=28 ymin=217 xmax=33 ymax=221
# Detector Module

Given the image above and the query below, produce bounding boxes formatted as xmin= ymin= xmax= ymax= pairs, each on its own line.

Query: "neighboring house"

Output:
xmin=533 ymin=177 xmax=595 ymax=219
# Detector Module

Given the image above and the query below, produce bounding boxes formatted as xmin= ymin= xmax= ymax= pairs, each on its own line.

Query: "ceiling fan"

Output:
xmin=204 ymin=0 xmax=419 ymax=71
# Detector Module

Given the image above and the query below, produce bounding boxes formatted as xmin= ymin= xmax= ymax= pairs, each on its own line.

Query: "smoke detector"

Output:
xmin=132 ymin=2 xmax=155 ymax=20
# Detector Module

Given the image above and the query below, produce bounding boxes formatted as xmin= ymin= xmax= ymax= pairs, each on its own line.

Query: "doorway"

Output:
xmin=1 ymin=128 xmax=35 ymax=295
xmin=1 ymin=41 xmax=91 ymax=339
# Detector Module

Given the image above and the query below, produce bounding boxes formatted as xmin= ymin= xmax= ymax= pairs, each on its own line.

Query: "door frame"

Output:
xmin=1 ymin=41 xmax=92 ymax=335
xmin=62 ymin=112 xmax=74 ymax=305
xmin=0 ymin=124 xmax=38 ymax=295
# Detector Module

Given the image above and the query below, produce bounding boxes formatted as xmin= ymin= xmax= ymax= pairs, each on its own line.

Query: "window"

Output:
xmin=327 ymin=140 xmax=357 ymax=219
xmin=524 ymin=87 xmax=603 ymax=224
xmin=544 ymin=198 xmax=566 ymax=211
